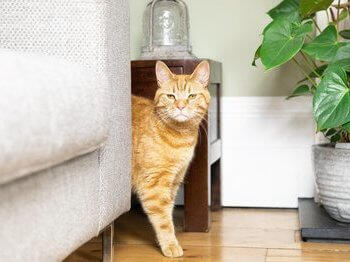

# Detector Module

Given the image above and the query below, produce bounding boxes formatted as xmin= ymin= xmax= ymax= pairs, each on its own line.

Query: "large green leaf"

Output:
xmin=260 ymin=20 xmax=313 ymax=70
xmin=263 ymin=11 xmax=300 ymax=36
xmin=268 ymin=0 xmax=300 ymax=20
xmin=340 ymin=30 xmax=350 ymax=39
xmin=326 ymin=59 xmax=350 ymax=74
xmin=303 ymin=25 xmax=346 ymax=62
xmin=287 ymin=84 xmax=311 ymax=99
xmin=313 ymin=67 xmax=350 ymax=130
xmin=325 ymin=45 xmax=350 ymax=73
xmin=332 ymin=44 xmax=350 ymax=63
xmin=300 ymin=0 xmax=333 ymax=18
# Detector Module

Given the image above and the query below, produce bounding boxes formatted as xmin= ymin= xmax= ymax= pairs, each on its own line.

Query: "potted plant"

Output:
xmin=253 ymin=0 xmax=350 ymax=222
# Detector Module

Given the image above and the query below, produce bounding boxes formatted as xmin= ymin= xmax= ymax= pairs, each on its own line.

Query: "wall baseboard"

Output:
xmin=221 ymin=96 xmax=316 ymax=208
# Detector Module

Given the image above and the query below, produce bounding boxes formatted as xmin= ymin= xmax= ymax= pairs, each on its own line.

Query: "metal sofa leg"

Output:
xmin=102 ymin=223 xmax=114 ymax=262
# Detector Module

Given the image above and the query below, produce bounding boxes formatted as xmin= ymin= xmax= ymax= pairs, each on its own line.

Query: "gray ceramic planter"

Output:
xmin=313 ymin=144 xmax=350 ymax=223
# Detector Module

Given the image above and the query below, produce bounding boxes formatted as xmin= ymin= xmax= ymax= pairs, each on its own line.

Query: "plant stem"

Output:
xmin=337 ymin=0 xmax=341 ymax=34
xmin=326 ymin=9 xmax=330 ymax=24
xmin=333 ymin=2 xmax=350 ymax=8
xmin=301 ymin=51 xmax=320 ymax=77
xmin=302 ymin=50 xmax=318 ymax=68
xmin=312 ymin=18 xmax=322 ymax=33
xmin=292 ymin=57 xmax=317 ymax=87
xmin=330 ymin=7 xmax=336 ymax=22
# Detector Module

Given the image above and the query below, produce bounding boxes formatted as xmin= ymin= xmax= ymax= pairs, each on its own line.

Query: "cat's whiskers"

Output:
xmin=154 ymin=110 xmax=174 ymax=130
xmin=191 ymin=111 xmax=209 ymax=142
xmin=154 ymin=112 xmax=168 ymax=128
xmin=199 ymin=122 xmax=208 ymax=139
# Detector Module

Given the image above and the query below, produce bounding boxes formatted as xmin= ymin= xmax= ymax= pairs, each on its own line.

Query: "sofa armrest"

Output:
xmin=0 ymin=0 xmax=131 ymax=231
xmin=0 ymin=49 xmax=109 ymax=185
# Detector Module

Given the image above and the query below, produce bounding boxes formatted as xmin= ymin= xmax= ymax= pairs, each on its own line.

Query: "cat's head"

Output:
xmin=154 ymin=61 xmax=211 ymax=124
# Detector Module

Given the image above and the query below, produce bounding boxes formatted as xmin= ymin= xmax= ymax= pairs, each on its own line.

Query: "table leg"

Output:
xmin=211 ymin=159 xmax=222 ymax=211
xmin=102 ymin=223 xmax=114 ymax=262
xmin=184 ymin=125 xmax=209 ymax=232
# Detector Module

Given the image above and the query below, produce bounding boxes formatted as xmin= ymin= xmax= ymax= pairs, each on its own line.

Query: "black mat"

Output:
xmin=298 ymin=198 xmax=350 ymax=243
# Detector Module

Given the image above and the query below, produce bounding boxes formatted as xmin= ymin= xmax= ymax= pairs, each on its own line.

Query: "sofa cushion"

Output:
xmin=0 ymin=49 xmax=109 ymax=185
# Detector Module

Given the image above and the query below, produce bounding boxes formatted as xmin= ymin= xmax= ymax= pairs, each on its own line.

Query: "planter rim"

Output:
xmin=312 ymin=143 xmax=334 ymax=148
xmin=313 ymin=143 xmax=350 ymax=223
xmin=312 ymin=143 xmax=350 ymax=153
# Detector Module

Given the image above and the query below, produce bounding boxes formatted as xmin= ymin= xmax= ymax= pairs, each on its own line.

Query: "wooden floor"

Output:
xmin=65 ymin=208 xmax=350 ymax=262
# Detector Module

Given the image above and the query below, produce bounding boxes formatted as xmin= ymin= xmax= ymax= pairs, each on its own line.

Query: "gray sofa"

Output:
xmin=0 ymin=1 xmax=131 ymax=261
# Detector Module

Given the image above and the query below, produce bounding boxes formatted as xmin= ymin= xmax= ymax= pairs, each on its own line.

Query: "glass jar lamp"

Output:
xmin=141 ymin=0 xmax=196 ymax=60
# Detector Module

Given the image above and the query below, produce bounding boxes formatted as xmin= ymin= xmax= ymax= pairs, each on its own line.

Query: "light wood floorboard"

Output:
xmin=65 ymin=208 xmax=350 ymax=261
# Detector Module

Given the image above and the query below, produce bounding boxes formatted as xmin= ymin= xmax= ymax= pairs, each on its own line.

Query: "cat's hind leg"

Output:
xmin=137 ymin=175 xmax=183 ymax=258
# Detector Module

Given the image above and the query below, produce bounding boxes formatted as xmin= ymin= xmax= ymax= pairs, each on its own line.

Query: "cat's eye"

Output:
xmin=188 ymin=94 xmax=197 ymax=99
xmin=167 ymin=94 xmax=176 ymax=99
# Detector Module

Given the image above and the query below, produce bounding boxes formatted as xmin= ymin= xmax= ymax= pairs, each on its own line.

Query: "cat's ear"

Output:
xmin=156 ymin=61 xmax=174 ymax=86
xmin=190 ymin=60 xmax=210 ymax=87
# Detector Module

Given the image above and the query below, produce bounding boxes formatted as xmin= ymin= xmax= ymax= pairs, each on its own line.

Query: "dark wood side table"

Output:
xmin=131 ymin=59 xmax=222 ymax=232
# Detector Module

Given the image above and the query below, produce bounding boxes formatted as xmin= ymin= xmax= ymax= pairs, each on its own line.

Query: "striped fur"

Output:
xmin=131 ymin=61 xmax=210 ymax=257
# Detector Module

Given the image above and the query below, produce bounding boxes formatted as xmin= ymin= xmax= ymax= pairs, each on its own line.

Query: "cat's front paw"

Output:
xmin=161 ymin=242 xmax=184 ymax=258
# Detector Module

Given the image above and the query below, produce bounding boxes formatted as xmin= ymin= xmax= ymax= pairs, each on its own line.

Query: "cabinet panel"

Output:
xmin=132 ymin=66 xmax=183 ymax=83
xmin=209 ymin=84 xmax=220 ymax=143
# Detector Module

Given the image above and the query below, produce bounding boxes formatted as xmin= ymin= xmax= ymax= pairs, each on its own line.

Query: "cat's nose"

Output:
xmin=177 ymin=103 xmax=186 ymax=110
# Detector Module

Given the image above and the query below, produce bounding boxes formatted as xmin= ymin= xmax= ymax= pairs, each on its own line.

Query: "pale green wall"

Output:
xmin=130 ymin=0 xmax=303 ymax=96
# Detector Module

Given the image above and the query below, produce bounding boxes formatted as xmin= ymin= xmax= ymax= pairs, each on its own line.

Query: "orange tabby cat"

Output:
xmin=132 ymin=61 xmax=210 ymax=257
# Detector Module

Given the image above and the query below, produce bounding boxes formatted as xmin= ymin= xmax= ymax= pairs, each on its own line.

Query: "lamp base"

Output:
xmin=140 ymin=46 xmax=197 ymax=60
